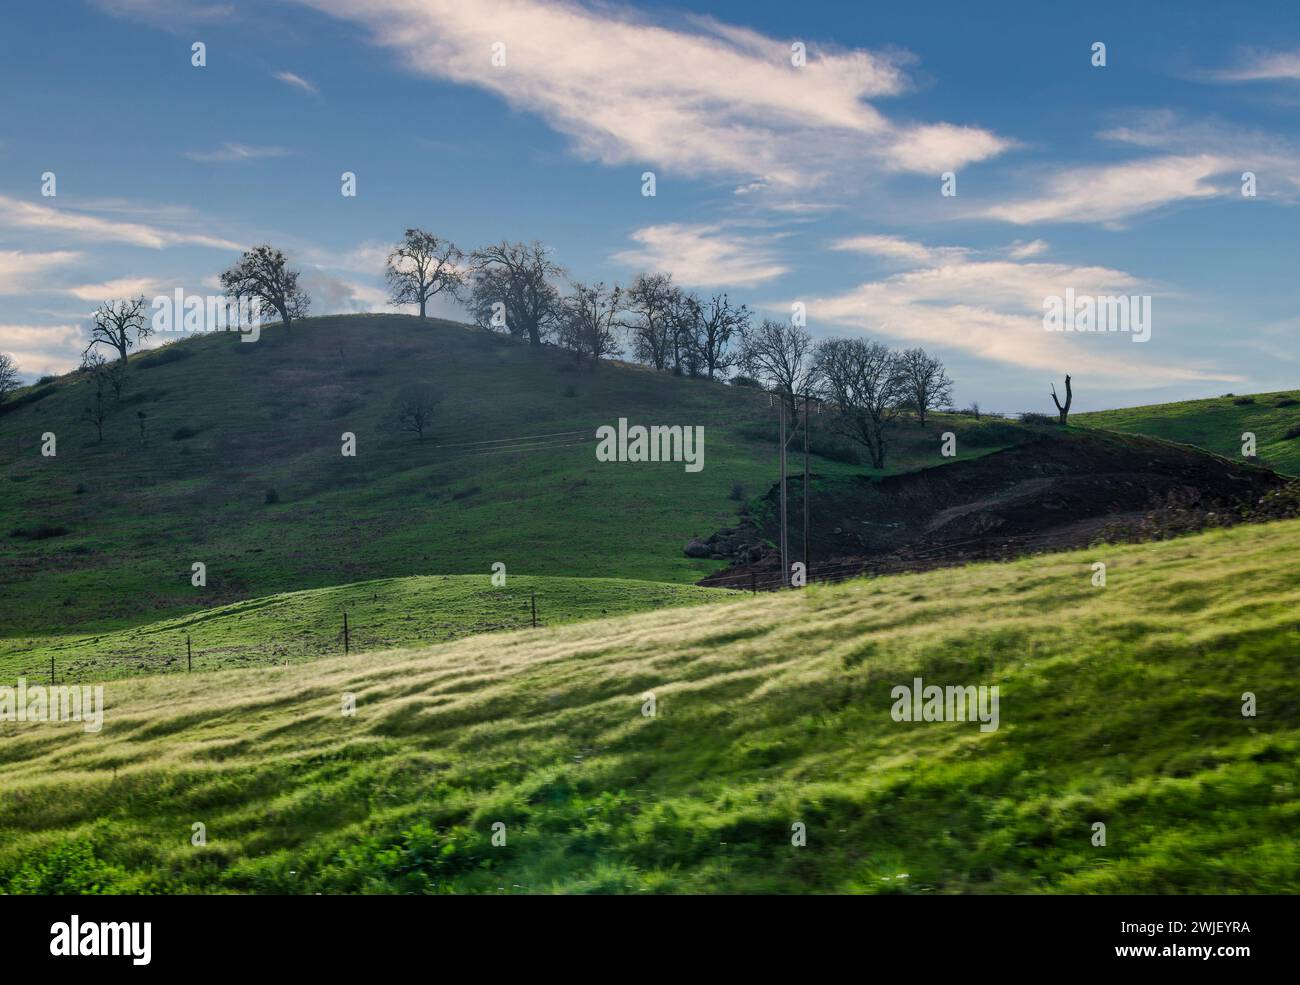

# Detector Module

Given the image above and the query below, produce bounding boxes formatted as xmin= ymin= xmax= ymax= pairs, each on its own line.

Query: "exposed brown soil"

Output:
xmin=697 ymin=429 xmax=1290 ymax=590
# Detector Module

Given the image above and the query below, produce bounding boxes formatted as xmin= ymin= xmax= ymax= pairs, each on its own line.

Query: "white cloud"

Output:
xmin=1006 ymin=239 xmax=1049 ymax=259
xmin=829 ymin=234 xmax=968 ymax=265
xmin=182 ymin=143 xmax=291 ymax=163
xmin=805 ymin=238 xmax=1236 ymax=386
xmin=1210 ymin=48 xmax=1300 ymax=83
xmin=0 ymin=323 xmax=84 ymax=377
xmin=298 ymin=269 xmax=400 ymax=315
xmin=613 ymin=223 xmax=789 ymax=287
xmin=296 ymin=0 xmax=1011 ymax=189
xmin=274 ymin=70 xmax=319 ymax=95
xmin=0 ymin=250 xmax=82 ymax=294
xmin=0 ymin=195 xmax=240 ymax=250
xmin=65 ymin=277 xmax=162 ymax=302
xmin=983 ymin=154 xmax=1231 ymax=226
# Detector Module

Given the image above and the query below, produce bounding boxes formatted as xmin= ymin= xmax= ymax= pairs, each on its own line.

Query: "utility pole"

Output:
xmin=779 ymin=399 xmax=788 ymax=587
xmin=803 ymin=391 xmax=810 ymax=580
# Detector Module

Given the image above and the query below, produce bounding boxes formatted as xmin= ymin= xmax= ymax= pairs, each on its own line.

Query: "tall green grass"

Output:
xmin=2 ymin=518 xmax=1297 ymax=894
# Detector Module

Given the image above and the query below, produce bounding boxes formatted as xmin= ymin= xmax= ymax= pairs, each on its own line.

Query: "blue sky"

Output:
xmin=2 ymin=0 xmax=1298 ymax=411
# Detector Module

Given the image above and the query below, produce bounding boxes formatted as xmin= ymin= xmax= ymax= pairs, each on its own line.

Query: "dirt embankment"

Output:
xmin=697 ymin=429 xmax=1290 ymax=589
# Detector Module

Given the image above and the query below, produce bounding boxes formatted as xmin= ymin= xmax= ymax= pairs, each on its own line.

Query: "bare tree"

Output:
xmin=559 ymin=281 xmax=623 ymax=362
xmin=219 ymin=245 xmax=310 ymax=332
xmin=1050 ymin=374 xmax=1073 ymax=425
xmin=692 ymin=292 xmax=748 ymax=380
xmin=385 ymin=228 xmax=465 ymax=318
xmin=86 ymin=297 xmax=150 ymax=363
xmin=104 ymin=357 xmax=129 ymax=402
xmin=898 ymin=347 xmax=953 ymax=427
xmin=0 ymin=353 xmax=19 ymax=403
xmin=740 ymin=318 xmax=818 ymax=427
xmin=624 ymin=272 xmax=679 ymax=371
xmin=80 ymin=351 xmax=110 ymax=442
xmin=391 ymin=386 xmax=440 ymax=441
xmin=667 ymin=289 xmax=697 ymax=376
xmin=468 ymin=241 xmax=563 ymax=345
xmin=815 ymin=338 xmax=907 ymax=469
xmin=674 ymin=293 xmax=707 ymax=378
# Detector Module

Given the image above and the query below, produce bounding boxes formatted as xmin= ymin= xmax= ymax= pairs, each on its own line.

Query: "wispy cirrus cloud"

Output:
xmin=981 ymin=110 xmax=1300 ymax=227
xmin=295 ymin=0 xmax=1011 ymax=191
xmin=829 ymin=233 xmax=969 ymax=265
xmin=0 ymin=195 xmax=240 ymax=250
xmin=274 ymin=70 xmax=319 ymax=95
xmin=0 ymin=250 xmax=81 ymax=294
xmin=805 ymin=234 xmax=1235 ymax=387
xmin=1207 ymin=48 xmax=1300 ymax=83
xmin=983 ymin=154 xmax=1232 ymax=226
xmin=65 ymin=277 xmax=163 ymax=302
xmin=613 ymin=223 xmax=789 ymax=287
xmin=182 ymin=142 xmax=292 ymax=163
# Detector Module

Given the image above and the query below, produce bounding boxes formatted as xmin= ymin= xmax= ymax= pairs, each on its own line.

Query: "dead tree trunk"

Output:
xmin=1050 ymin=374 xmax=1073 ymax=425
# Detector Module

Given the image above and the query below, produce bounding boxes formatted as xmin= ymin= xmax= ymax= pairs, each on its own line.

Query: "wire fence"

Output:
xmin=15 ymin=586 xmax=718 ymax=682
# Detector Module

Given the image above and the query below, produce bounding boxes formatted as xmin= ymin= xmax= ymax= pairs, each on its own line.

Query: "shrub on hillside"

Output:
xmin=808 ymin=432 xmax=861 ymax=464
xmin=10 ymin=524 xmax=70 ymax=540
xmin=171 ymin=426 xmax=197 ymax=440
xmin=728 ymin=375 xmax=763 ymax=389
xmin=1284 ymin=424 xmax=1300 ymax=441
xmin=0 ymin=385 xmax=55 ymax=417
xmin=264 ymin=487 xmax=280 ymax=504
xmin=1018 ymin=412 xmax=1056 ymax=425
xmin=328 ymin=397 xmax=363 ymax=419
xmin=1275 ymin=397 xmax=1299 ymax=407
xmin=1233 ymin=396 xmax=1255 ymax=405
xmin=137 ymin=346 xmax=193 ymax=370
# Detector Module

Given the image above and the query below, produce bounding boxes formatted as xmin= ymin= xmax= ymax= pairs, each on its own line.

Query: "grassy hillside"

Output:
xmin=3 ymin=518 xmax=1296 ymax=894
xmin=0 ymin=574 xmax=728 ymax=683
xmin=1078 ymin=389 xmax=1300 ymax=476
xmin=0 ymin=315 xmax=1021 ymax=637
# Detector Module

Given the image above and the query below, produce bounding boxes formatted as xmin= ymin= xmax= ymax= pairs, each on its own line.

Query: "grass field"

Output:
xmin=3 ymin=517 xmax=1296 ymax=894
xmin=0 ymin=574 xmax=728 ymax=683
xmin=1077 ymin=389 xmax=1300 ymax=476
xmin=0 ymin=315 xmax=1017 ymax=637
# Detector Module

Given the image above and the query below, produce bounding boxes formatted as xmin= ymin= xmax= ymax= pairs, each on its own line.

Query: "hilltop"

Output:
xmin=2 ymin=518 xmax=1297 ymax=894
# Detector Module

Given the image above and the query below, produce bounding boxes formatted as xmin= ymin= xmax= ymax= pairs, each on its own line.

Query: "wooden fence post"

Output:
xmin=187 ymin=633 xmax=192 ymax=672
xmin=531 ymin=592 xmax=537 ymax=629
xmin=343 ymin=611 xmax=350 ymax=654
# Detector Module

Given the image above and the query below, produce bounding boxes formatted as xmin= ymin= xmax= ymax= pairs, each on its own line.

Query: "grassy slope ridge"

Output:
xmin=1078 ymin=389 xmax=1300 ymax=476
xmin=0 ymin=575 xmax=728 ymax=683
xmin=0 ymin=315 xmax=1015 ymax=637
xmin=3 ymin=518 xmax=1297 ymax=894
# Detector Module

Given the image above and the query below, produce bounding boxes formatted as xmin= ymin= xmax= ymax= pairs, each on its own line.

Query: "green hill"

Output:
xmin=1077 ymin=389 xmax=1300 ymax=476
xmin=0 ymin=315 xmax=1022 ymax=638
xmin=2 ymin=518 xmax=1296 ymax=894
